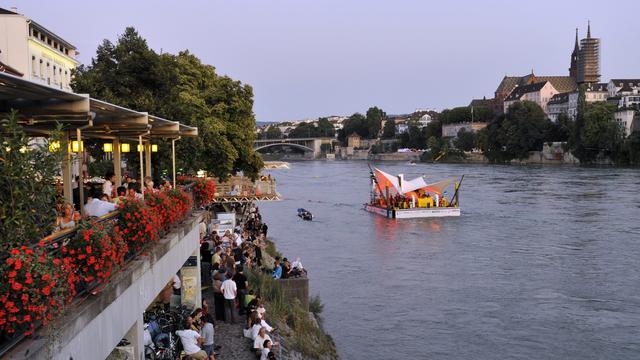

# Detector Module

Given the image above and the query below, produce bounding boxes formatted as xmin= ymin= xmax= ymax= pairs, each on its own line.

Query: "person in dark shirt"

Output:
xmin=232 ymin=265 xmax=249 ymax=315
xmin=281 ymin=258 xmax=291 ymax=279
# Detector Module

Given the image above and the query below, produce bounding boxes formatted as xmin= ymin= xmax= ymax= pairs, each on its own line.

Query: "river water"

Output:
xmin=259 ymin=161 xmax=640 ymax=359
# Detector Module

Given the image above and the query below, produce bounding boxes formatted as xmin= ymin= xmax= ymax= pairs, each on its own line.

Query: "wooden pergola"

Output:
xmin=0 ymin=72 xmax=197 ymax=212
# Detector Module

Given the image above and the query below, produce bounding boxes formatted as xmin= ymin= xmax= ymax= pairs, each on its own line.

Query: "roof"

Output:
xmin=610 ymin=79 xmax=640 ymax=88
xmin=535 ymin=76 xmax=577 ymax=93
xmin=0 ymin=7 xmax=17 ymax=14
xmin=585 ymin=83 xmax=608 ymax=92
xmin=496 ymin=74 xmax=577 ymax=97
xmin=469 ymin=98 xmax=495 ymax=108
xmin=504 ymin=81 xmax=550 ymax=101
xmin=0 ymin=8 xmax=77 ymax=50
xmin=0 ymin=71 xmax=196 ymax=139
xmin=548 ymin=92 xmax=571 ymax=105
xmin=0 ymin=60 xmax=23 ymax=77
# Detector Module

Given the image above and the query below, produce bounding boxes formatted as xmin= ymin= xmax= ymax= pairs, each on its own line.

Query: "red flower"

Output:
xmin=11 ymin=282 xmax=23 ymax=291
xmin=42 ymin=287 xmax=51 ymax=296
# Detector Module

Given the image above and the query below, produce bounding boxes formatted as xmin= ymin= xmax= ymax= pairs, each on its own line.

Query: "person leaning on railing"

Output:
xmin=54 ymin=202 xmax=80 ymax=232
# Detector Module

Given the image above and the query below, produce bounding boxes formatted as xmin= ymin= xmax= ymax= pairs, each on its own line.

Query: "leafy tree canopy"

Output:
xmin=72 ymin=27 xmax=262 ymax=180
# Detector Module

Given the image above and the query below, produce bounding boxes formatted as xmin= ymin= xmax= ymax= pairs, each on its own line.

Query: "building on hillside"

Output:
xmin=347 ymin=133 xmax=361 ymax=148
xmin=0 ymin=7 xmax=79 ymax=91
xmin=442 ymin=122 xmax=488 ymax=138
xmin=607 ymin=79 xmax=640 ymax=110
xmin=490 ymin=23 xmax=600 ymax=113
xmin=418 ymin=114 xmax=432 ymax=127
xmin=503 ymin=81 xmax=559 ymax=114
xmin=548 ymin=82 xmax=608 ymax=121
xmin=495 ymin=73 xmax=576 ymax=114
xmin=547 ymin=92 xmax=571 ymax=122
xmin=614 ymin=109 xmax=637 ymax=136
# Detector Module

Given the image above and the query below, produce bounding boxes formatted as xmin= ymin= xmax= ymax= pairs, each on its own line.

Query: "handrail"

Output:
xmin=0 ymin=187 xmax=196 ymax=356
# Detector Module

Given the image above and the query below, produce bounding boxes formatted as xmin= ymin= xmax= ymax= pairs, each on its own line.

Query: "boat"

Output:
xmin=297 ymin=208 xmax=313 ymax=221
xmin=364 ymin=166 xmax=462 ymax=219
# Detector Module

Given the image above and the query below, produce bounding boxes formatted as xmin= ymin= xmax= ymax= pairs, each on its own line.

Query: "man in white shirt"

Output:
xmin=84 ymin=189 xmax=117 ymax=217
xmin=176 ymin=323 xmax=209 ymax=360
xmin=220 ymin=272 xmax=237 ymax=324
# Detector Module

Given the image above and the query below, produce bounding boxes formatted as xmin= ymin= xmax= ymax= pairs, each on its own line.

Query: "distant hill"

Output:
xmin=256 ymin=121 xmax=273 ymax=128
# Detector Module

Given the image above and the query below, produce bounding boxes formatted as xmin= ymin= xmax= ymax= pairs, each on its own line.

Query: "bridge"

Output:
xmin=254 ymin=137 xmax=337 ymax=158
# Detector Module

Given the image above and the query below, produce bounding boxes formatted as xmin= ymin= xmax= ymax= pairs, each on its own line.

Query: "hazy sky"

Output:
xmin=6 ymin=0 xmax=640 ymax=121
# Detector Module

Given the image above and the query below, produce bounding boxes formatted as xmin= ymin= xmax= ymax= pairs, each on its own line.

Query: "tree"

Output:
xmin=264 ymin=126 xmax=283 ymax=139
xmin=546 ymin=113 xmax=573 ymax=142
xmin=477 ymin=101 xmax=551 ymax=162
xmin=338 ymin=113 xmax=368 ymax=144
xmin=454 ymin=128 xmax=477 ymax=151
xmin=365 ymin=106 xmax=386 ymax=138
xmin=0 ymin=112 xmax=65 ymax=252
xmin=72 ymin=27 xmax=263 ymax=180
xmin=381 ymin=119 xmax=396 ymax=139
xmin=316 ymin=118 xmax=335 ymax=138
xmin=577 ymin=102 xmax=623 ymax=163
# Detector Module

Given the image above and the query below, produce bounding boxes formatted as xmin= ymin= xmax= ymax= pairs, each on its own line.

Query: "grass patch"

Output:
xmin=246 ymin=268 xmax=337 ymax=359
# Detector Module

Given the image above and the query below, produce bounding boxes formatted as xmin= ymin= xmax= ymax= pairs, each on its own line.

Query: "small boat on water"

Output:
xmin=364 ymin=166 xmax=462 ymax=219
xmin=297 ymin=208 xmax=313 ymax=221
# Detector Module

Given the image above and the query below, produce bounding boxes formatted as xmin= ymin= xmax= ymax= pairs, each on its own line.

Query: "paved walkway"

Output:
xmin=202 ymin=287 xmax=255 ymax=360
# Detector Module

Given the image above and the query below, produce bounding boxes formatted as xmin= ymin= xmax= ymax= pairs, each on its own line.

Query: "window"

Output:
xmin=31 ymin=56 xmax=36 ymax=76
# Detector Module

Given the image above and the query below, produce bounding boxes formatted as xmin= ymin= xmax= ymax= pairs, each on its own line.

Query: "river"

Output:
xmin=259 ymin=161 xmax=640 ymax=359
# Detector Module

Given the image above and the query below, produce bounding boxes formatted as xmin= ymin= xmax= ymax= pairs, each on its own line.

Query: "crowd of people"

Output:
xmin=53 ymin=171 xmax=174 ymax=231
xmin=191 ymin=205 xmax=306 ymax=360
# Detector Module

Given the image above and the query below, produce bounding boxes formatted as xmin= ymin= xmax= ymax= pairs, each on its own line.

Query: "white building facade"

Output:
xmin=503 ymin=81 xmax=559 ymax=115
xmin=0 ymin=7 xmax=79 ymax=91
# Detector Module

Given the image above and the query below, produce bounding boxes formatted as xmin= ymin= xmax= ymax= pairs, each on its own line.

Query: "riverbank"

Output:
xmin=207 ymin=205 xmax=337 ymax=360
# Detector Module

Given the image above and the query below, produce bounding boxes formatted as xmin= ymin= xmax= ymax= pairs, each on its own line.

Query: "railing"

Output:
xmin=0 ymin=186 xmax=196 ymax=357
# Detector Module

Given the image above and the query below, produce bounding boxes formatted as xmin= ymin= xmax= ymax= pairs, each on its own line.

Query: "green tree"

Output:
xmin=0 ymin=112 xmax=66 ymax=252
xmin=477 ymin=101 xmax=550 ymax=162
xmin=454 ymin=128 xmax=477 ymax=151
xmin=72 ymin=27 xmax=262 ymax=180
xmin=577 ymin=102 xmax=623 ymax=163
xmin=623 ymin=131 xmax=640 ymax=165
xmin=316 ymin=117 xmax=335 ymax=138
xmin=264 ymin=126 xmax=283 ymax=139
xmin=381 ymin=119 xmax=396 ymax=139
xmin=338 ymin=113 xmax=367 ymax=144
xmin=365 ymin=106 xmax=386 ymax=138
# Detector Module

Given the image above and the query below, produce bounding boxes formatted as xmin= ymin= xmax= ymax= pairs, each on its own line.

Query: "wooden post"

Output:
xmin=113 ymin=138 xmax=121 ymax=187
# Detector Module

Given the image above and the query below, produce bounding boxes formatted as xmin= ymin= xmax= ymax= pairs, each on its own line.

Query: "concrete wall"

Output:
xmin=0 ymin=15 xmax=29 ymax=75
xmin=8 ymin=212 xmax=203 ymax=360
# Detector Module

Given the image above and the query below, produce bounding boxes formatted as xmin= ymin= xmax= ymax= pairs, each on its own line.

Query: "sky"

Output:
xmin=5 ymin=0 xmax=640 ymax=122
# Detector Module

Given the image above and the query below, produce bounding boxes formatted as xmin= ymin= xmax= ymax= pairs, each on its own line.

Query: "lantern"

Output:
xmin=120 ymin=143 xmax=131 ymax=153
xmin=103 ymin=143 xmax=113 ymax=153
xmin=71 ymin=140 xmax=83 ymax=153
xmin=151 ymin=144 xmax=158 ymax=152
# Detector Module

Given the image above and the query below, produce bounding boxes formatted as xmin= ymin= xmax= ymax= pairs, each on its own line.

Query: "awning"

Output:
xmin=0 ymin=71 xmax=197 ymax=139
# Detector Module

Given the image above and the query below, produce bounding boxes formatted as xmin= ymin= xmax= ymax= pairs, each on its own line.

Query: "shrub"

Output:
xmin=0 ymin=111 xmax=65 ymax=253
xmin=64 ymin=221 xmax=127 ymax=285
xmin=116 ymin=199 xmax=160 ymax=253
xmin=0 ymin=246 xmax=72 ymax=335
xmin=192 ymin=178 xmax=216 ymax=206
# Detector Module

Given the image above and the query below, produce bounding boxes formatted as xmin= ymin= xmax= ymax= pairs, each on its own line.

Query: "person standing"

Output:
xmin=102 ymin=171 xmax=116 ymax=201
xmin=232 ymin=265 xmax=249 ymax=315
xmin=201 ymin=314 xmax=216 ymax=358
xmin=220 ymin=272 xmax=237 ymax=323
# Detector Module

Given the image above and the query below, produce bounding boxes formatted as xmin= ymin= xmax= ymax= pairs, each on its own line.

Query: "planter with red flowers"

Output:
xmin=0 ymin=246 xmax=73 ymax=336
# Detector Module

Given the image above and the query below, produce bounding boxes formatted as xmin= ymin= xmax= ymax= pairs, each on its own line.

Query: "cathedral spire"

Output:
xmin=587 ymin=20 xmax=591 ymax=38
xmin=574 ymin=28 xmax=579 ymax=51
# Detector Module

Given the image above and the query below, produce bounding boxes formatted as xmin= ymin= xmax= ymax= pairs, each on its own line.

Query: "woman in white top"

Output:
xmin=253 ymin=327 xmax=272 ymax=352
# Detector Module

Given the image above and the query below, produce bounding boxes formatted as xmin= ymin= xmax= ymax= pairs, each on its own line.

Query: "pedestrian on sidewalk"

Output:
xmin=233 ymin=265 xmax=249 ymax=315
xmin=221 ymin=271 xmax=237 ymax=324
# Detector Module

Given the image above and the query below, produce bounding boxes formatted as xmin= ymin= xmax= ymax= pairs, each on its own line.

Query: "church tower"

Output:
xmin=577 ymin=21 xmax=601 ymax=84
xmin=569 ymin=28 xmax=579 ymax=80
